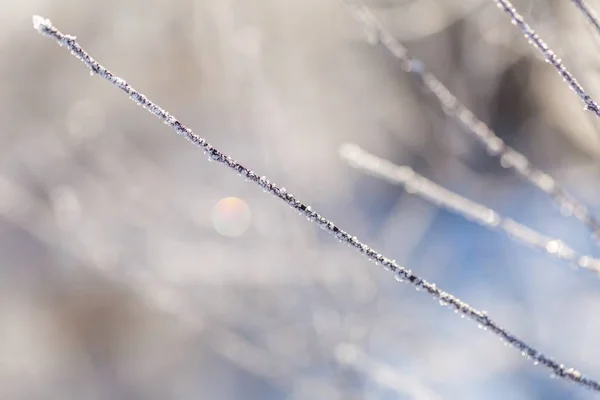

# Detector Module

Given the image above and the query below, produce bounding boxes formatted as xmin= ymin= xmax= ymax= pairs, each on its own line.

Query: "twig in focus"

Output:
xmin=31 ymin=15 xmax=600 ymax=392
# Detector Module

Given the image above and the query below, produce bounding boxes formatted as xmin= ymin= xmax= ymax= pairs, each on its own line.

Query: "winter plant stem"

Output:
xmin=571 ymin=0 xmax=600 ymax=36
xmin=31 ymin=15 xmax=600 ymax=392
xmin=493 ymin=0 xmax=600 ymax=116
xmin=340 ymin=143 xmax=600 ymax=274
xmin=346 ymin=0 xmax=600 ymax=243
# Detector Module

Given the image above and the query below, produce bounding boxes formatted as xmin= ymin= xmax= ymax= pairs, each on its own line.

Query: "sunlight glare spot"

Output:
xmin=212 ymin=197 xmax=251 ymax=237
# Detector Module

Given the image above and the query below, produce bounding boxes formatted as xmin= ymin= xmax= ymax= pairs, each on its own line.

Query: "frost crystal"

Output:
xmin=32 ymin=15 xmax=50 ymax=33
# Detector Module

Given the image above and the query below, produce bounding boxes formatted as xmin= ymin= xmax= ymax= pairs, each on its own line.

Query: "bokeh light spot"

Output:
xmin=212 ymin=197 xmax=251 ymax=237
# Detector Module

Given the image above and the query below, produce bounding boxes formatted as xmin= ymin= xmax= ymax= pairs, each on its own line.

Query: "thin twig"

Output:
xmin=31 ymin=15 xmax=600 ymax=392
xmin=571 ymin=0 xmax=600 ymax=37
xmin=345 ymin=0 xmax=600 ymax=242
xmin=493 ymin=0 xmax=600 ymax=116
xmin=341 ymin=143 xmax=600 ymax=273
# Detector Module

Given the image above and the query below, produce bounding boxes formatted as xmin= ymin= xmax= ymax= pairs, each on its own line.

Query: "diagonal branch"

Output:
xmin=31 ymin=15 xmax=600 ymax=392
xmin=493 ymin=0 xmax=600 ymax=116
xmin=571 ymin=0 xmax=600 ymax=37
xmin=345 ymin=0 xmax=600 ymax=243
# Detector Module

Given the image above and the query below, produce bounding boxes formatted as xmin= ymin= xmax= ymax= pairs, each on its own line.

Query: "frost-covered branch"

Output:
xmin=345 ymin=0 xmax=600 ymax=243
xmin=32 ymin=15 xmax=600 ymax=392
xmin=571 ymin=0 xmax=600 ymax=37
xmin=341 ymin=143 xmax=600 ymax=273
xmin=493 ymin=0 xmax=600 ymax=116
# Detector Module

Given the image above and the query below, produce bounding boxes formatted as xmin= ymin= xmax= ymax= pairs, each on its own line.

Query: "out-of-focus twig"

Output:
xmin=335 ymin=343 xmax=442 ymax=400
xmin=345 ymin=0 xmax=600 ymax=243
xmin=493 ymin=0 xmax=600 ymax=116
xmin=340 ymin=143 xmax=600 ymax=274
xmin=571 ymin=0 xmax=600 ymax=38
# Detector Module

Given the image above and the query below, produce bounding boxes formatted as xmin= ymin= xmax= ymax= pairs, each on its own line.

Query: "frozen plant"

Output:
xmin=340 ymin=143 xmax=600 ymax=273
xmin=346 ymin=0 xmax=600 ymax=241
xmin=570 ymin=0 xmax=600 ymax=36
xmin=494 ymin=0 xmax=600 ymax=115
xmin=31 ymin=14 xmax=600 ymax=392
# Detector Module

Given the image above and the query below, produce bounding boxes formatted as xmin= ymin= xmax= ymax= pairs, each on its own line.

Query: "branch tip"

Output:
xmin=32 ymin=15 xmax=51 ymax=33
